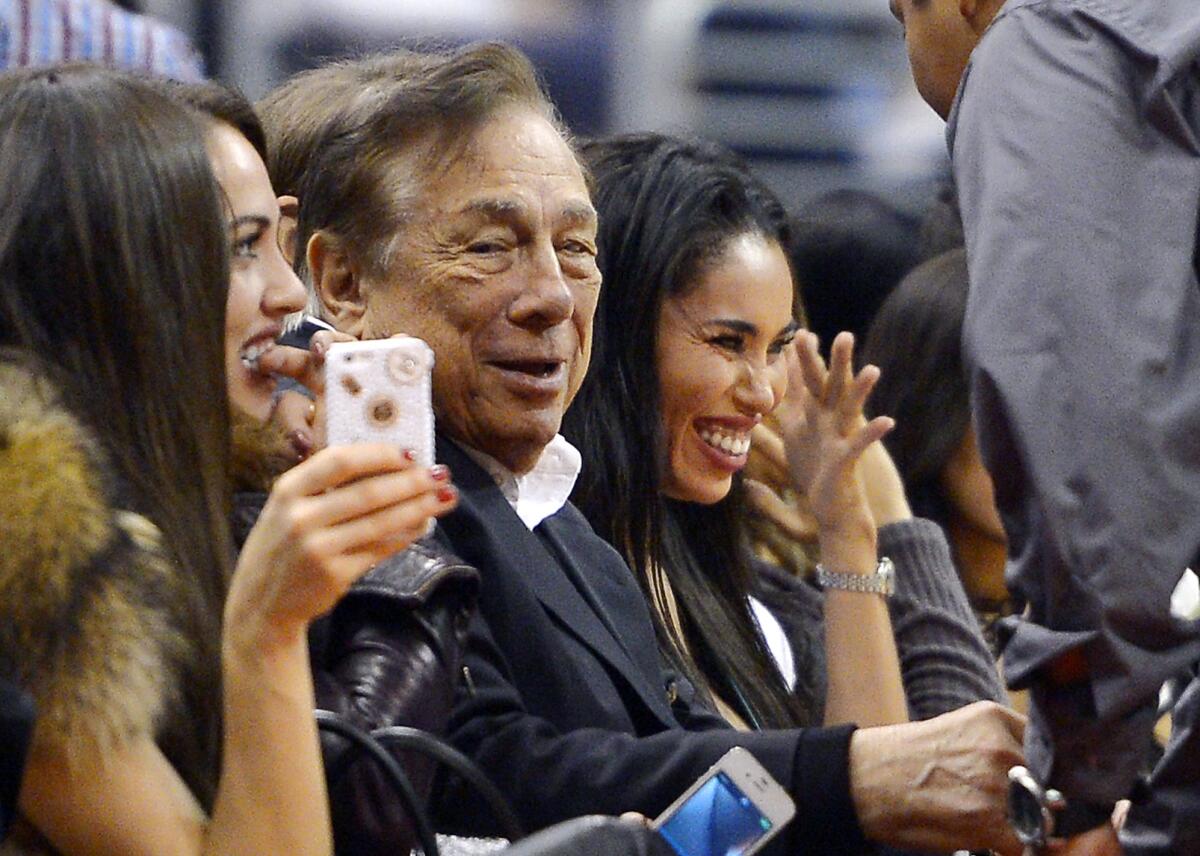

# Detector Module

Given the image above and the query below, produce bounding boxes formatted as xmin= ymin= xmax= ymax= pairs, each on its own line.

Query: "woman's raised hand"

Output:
xmin=775 ymin=331 xmax=893 ymax=544
xmin=227 ymin=442 xmax=457 ymax=648
xmin=744 ymin=419 xmax=821 ymax=545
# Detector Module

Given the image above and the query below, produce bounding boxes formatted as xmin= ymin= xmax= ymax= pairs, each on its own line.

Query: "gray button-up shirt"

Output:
xmin=949 ymin=0 xmax=1200 ymax=809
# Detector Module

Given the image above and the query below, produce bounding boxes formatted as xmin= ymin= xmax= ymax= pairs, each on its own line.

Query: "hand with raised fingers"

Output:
xmin=744 ymin=419 xmax=820 ymax=545
xmin=227 ymin=443 xmax=458 ymax=650
xmin=775 ymin=330 xmax=893 ymax=546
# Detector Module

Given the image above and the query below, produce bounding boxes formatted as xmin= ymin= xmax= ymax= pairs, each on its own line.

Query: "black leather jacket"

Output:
xmin=233 ymin=494 xmax=479 ymax=856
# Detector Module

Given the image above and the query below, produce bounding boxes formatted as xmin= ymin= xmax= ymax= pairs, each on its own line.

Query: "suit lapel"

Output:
xmin=539 ymin=506 xmax=678 ymax=723
xmin=438 ymin=437 xmax=676 ymax=727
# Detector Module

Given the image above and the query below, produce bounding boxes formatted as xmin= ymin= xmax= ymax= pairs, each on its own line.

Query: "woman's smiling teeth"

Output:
xmin=240 ymin=340 xmax=275 ymax=371
xmin=698 ymin=426 xmax=751 ymax=457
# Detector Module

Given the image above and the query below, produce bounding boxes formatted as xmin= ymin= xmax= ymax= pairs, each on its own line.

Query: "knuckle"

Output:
xmin=283 ymin=505 xmax=309 ymax=538
xmin=273 ymin=468 xmax=302 ymax=498
xmin=358 ymin=479 xmax=389 ymax=508
xmin=327 ymin=445 xmax=356 ymax=470
xmin=298 ymin=530 xmax=328 ymax=564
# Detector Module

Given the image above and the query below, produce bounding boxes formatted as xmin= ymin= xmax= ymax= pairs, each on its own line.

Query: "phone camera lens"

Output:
xmin=366 ymin=395 xmax=399 ymax=428
xmin=387 ymin=349 xmax=422 ymax=383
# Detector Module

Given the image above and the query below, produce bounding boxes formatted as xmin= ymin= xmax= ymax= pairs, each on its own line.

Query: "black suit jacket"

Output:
xmin=433 ymin=437 xmax=867 ymax=854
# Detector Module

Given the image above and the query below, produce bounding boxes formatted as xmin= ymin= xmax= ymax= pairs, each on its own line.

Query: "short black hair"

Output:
xmin=789 ymin=190 xmax=922 ymax=356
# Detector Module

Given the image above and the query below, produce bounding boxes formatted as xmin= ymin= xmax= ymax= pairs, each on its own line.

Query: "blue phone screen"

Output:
xmin=658 ymin=771 xmax=772 ymax=856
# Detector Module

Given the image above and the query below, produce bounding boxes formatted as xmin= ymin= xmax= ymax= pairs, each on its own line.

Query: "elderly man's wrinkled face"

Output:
xmin=360 ymin=109 xmax=600 ymax=474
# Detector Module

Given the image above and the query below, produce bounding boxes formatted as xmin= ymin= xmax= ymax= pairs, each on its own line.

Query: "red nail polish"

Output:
xmin=287 ymin=430 xmax=314 ymax=460
xmin=437 ymin=486 xmax=457 ymax=503
xmin=430 ymin=464 xmax=451 ymax=482
xmin=403 ymin=449 xmax=417 ymax=462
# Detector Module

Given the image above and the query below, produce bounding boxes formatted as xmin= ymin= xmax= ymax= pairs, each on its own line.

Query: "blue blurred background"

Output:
xmin=142 ymin=0 xmax=948 ymax=215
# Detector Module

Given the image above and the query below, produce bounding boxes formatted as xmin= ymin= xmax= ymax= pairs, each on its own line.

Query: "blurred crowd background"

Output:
xmin=141 ymin=0 xmax=948 ymax=217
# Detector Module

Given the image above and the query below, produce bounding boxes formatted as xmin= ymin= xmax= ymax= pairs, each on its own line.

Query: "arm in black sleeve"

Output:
xmin=310 ymin=542 xmax=478 ymax=856
xmin=437 ymin=611 xmax=866 ymax=856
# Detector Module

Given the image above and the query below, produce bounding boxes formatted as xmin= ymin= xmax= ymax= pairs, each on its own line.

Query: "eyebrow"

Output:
xmin=228 ymin=214 xmax=270 ymax=232
xmin=459 ymin=197 xmax=597 ymax=227
xmin=559 ymin=201 xmax=598 ymax=229
xmin=707 ymin=318 xmax=801 ymax=338
xmin=461 ymin=198 xmax=526 ymax=220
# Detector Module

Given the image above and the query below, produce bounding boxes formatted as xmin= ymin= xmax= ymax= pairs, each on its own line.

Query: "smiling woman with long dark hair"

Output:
xmin=565 ymin=134 xmax=913 ymax=731
xmin=565 ymin=133 xmax=1003 ymax=734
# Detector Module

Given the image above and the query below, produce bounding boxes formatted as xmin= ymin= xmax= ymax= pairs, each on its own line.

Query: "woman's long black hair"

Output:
xmin=564 ymin=134 xmax=817 ymax=728
xmin=0 ymin=66 xmax=232 ymax=806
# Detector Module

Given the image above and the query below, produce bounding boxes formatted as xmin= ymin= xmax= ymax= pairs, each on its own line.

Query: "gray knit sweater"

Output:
xmin=753 ymin=517 xmax=1006 ymax=722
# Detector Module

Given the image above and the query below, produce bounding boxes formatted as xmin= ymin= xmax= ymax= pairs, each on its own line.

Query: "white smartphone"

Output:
xmin=652 ymin=747 xmax=795 ymax=856
xmin=324 ymin=337 xmax=436 ymax=469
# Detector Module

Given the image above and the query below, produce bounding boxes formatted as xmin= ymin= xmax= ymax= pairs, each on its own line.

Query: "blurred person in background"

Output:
xmin=0 ymin=0 xmax=204 ymax=78
xmin=862 ymin=248 xmax=1009 ymax=655
xmin=890 ymin=0 xmax=1200 ymax=852
xmin=788 ymin=190 xmax=922 ymax=361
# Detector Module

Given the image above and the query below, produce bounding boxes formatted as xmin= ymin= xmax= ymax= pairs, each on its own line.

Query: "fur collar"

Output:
xmin=0 ymin=356 xmax=216 ymax=851
xmin=230 ymin=409 xmax=299 ymax=494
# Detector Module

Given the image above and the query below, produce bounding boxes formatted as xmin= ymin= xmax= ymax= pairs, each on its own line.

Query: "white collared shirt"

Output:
xmin=461 ymin=434 xmax=582 ymax=531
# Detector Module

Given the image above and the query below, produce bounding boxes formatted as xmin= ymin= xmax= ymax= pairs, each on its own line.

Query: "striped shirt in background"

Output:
xmin=0 ymin=0 xmax=204 ymax=80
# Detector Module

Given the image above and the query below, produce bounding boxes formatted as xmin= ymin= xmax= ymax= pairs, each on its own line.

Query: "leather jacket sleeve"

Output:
xmin=309 ymin=539 xmax=479 ymax=856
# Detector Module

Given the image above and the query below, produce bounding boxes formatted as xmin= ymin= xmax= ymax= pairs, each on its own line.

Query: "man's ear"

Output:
xmin=960 ymin=0 xmax=1002 ymax=32
xmin=276 ymin=195 xmax=299 ymax=266
xmin=308 ymin=230 xmax=367 ymax=338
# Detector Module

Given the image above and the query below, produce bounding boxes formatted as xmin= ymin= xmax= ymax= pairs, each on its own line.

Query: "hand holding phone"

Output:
xmin=652 ymin=748 xmax=794 ymax=856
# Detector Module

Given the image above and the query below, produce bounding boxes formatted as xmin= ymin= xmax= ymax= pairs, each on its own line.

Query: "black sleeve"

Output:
xmin=437 ymin=611 xmax=867 ymax=856
xmin=310 ymin=550 xmax=477 ymax=856
xmin=0 ymin=680 xmax=33 ymax=842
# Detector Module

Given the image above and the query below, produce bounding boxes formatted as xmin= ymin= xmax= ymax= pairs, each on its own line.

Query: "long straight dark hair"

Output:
xmin=0 ymin=66 xmax=232 ymax=806
xmin=565 ymin=134 xmax=816 ymax=728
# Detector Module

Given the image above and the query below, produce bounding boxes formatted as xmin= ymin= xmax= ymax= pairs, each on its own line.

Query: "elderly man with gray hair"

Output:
xmin=260 ymin=42 xmax=1026 ymax=855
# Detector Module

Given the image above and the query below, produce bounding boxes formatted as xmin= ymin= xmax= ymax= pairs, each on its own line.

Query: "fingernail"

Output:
xmin=437 ymin=486 xmax=457 ymax=503
xmin=403 ymin=448 xmax=417 ymax=462
xmin=430 ymin=464 xmax=451 ymax=482
xmin=287 ymin=430 xmax=314 ymax=460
